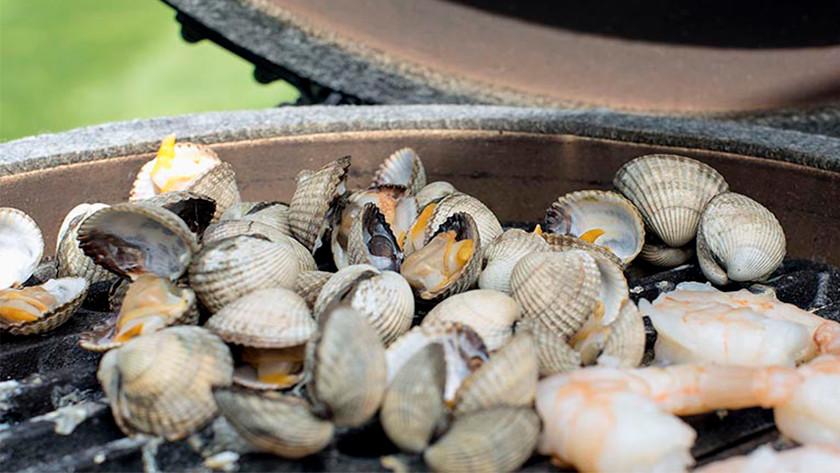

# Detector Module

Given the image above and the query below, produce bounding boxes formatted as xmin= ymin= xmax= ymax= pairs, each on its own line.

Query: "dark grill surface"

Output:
xmin=1 ymin=257 xmax=839 ymax=472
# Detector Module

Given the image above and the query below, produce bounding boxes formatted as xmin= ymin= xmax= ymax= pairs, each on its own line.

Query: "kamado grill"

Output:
xmin=3 ymin=2 xmax=840 ymax=472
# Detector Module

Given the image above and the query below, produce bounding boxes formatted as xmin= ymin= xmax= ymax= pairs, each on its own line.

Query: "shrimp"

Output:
xmin=640 ymin=282 xmax=840 ymax=366
xmin=694 ymin=444 xmax=840 ymax=473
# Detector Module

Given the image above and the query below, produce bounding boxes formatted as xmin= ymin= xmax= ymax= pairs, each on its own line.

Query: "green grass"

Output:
xmin=0 ymin=0 xmax=299 ymax=142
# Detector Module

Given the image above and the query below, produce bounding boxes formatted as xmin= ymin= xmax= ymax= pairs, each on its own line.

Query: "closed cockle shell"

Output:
xmin=189 ymin=235 xmax=302 ymax=312
xmin=640 ymin=237 xmax=695 ymax=267
xmin=1 ymin=277 xmax=89 ymax=335
xmin=314 ymin=265 xmax=414 ymax=346
xmin=543 ymin=233 xmax=623 ymax=268
xmin=479 ymin=228 xmax=549 ymax=294
xmin=425 ymin=193 xmax=502 ymax=252
xmin=453 ymin=331 xmax=538 ymax=416
xmin=422 ymin=289 xmax=521 ymax=351
xmin=381 ymin=343 xmax=447 ymax=453
xmin=139 ymin=191 xmax=217 ymax=235
xmin=239 ymin=201 xmax=291 ymax=236
xmin=520 ymin=318 xmax=582 ymax=376
xmin=56 ymin=203 xmax=113 ymax=284
xmin=697 ymin=192 xmax=786 ymax=285
xmin=372 ymin=147 xmax=427 ymax=195
xmin=545 ymin=190 xmax=645 ymax=265
xmin=305 ymin=307 xmax=387 ymax=426
xmin=215 ymin=388 xmax=334 ymax=459
xmin=415 ymin=181 xmax=457 ymax=211
xmin=0 ymin=207 xmax=44 ymax=289
xmin=424 ymin=407 xmax=540 ymax=473
xmin=295 ymin=270 xmax=332 ymax=310
xmin=600 ymin=301 xmax=645 ymax=368
xmin=97 ymin=326 xmax=233 ymax=440
xmin=289 ymin=156 xmax=351 ymax=252
xmin=614 ymin=154 xmax=729 ymax=247
xmin=202 ymin=219 xmax=291 ymax=246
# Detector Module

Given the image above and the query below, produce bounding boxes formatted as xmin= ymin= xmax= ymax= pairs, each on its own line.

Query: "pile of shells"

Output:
xmin=1 ymin=137 xmax=790 ymax=473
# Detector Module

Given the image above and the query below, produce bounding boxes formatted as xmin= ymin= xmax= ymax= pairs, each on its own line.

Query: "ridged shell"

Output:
xmin=306 ymin=307 xmax=387 ymax=426
xmin=543 ymin=233 xmax=624 ymax=268
xmin=314 ymin=265 xmax=414 ymax=346
xmin=479 ymin=229 xmax=549 ymax=294
xmin=289 ymin=156 xmax=350 ymax=252
xmin=206 ymin=288 xmax=315 ymax=348
xmin=0 ymin=207 xmax=44 ymax=289
xmin=97 ymin=326 xmax=233 ymax=440
xmin=521 ymin=318 xmax=582 ymax=376
xmin=129 ymin=141 xmax=221 ymax=202
xmin=295 ymin=270 xmax=332 ymax=310
xmin=56 ymin=203 xmax=113 ymax=284
xmin=614 ymin=154 xmax=729 ymax=247
xmin=422 ymin=289 xmax=521 ymax=351
xmin=424 ymin=407 xmax=540 ymax=473
xmin=139 ymin=191 xmax=217 ymax=235
xmin=0 ymin=277 xmax=88 ymax=335
xmin=372 ymin=148 xmax=427 ymax=195
xmin=453 ymin=331 xmax=538 ymax=416
xmin=380 ymin=343 xmax=446 ymax=453
xmin=220 ymin=202 xmax=259 ymax=221
xmin=188 ymin=162 xmax=241 ymax=220
xmin=202 ymin=219 xmax=291 ymax=245
xmin=697 ymin=192 xmax=786 ymax=285
xmin=346 ymin=203 xmax=403 ymax=272
xmin=189 ymin=235 xmax=301 ymax=312
xmin=545 ymin=190 xmax=645 ymax=265
xmin=426 ymin=193 xmax=502 ymax=250
xmin=215 ymin=389 xmax=333 ymax=459
xmin=415 ymin=181 xmax=457 ymax=210
xmin=78 ymin=203 xmax=197 ymax=281
xmin=600 ymin=301 xmax=645 ymax=368
xmin=641 ymin=238 xmax=695 ymax=267
xmin=241 ymin=201 xmax=290 ymax=234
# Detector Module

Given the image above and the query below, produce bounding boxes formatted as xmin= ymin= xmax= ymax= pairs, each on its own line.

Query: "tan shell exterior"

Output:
xmin=422 ymin=289 xmax=521 ymax=351
xmin=543 ymin=233 xmax=624 ymax=268
xmin=1 ymin=277 xmax=89 ymax=336
xmin=453 ymin=331 xmax=538 ymax=416
xmin=314 ymin=265 xmax=414 ymax=345
xmin=614 ymin=154 xmax=729 ymax=247
xmin=415 ymin=181 xmax=457 ymax=211
xmin=521 ymin=318 xmax=582 ymax=376
xmin=188 ymin=161 xmax=241 ymax=220
xmin=424 ymin=407 xmax=540 ymax=473
xmin=241 ymin=202 xmax=291 ymax=235
xmin=56 ymin=204 xmax=113 ymax=284
xmin=205 ymin=288 xmax=315 ymax=348
xmin=295 ymin=270 xmax=332 ymax=309
xmin=601 ymin=301 xmax=645 ymax=368
xmin=284 ymin=235 xmax=318 ymax=272
xmin=641 ymin=239 xmax=695 ymax=267
xmin=306 ymin=307 xmax=387 ymax=427
xmin=380 ymin=343 xmax=446 ymax=453
xmin=426 ymin=193 xmax=502 ymax=251
xmin=372 ymin=147 xmax=427 ymax=195
xmin=202 ymin=219 xmax=291 ymax=245
xmin=697 ymin=192 xmax=786 ymax=285
xmin=189 ymin=235 xmax=301 ymax=312
xmin=97 ymin=326 xmax=233 ymax=440
xmin=545 ymin=190 xmax=645 ymax=265
xmin=215 ymin=389 xmax=334 ymax=459
xmin=0 ymin=207 xmax=44 ymax=290
xmin=479 ymin=229 xmax=549 ymax=294
xmin=510 ymin=250 xmax=600 ymax=340
xmin=288 ymin=157 xmax=351 ymax=252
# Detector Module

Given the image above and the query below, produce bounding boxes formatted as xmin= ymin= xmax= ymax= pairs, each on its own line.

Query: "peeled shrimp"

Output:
xmin=694 ymin=444 xmax=840 ymax=473
xmin=640 ymin=282 xmax=840 ymax=366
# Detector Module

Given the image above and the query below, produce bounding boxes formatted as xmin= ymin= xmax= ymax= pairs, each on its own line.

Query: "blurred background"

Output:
xmin=0 ymin=0 xmax=299 ymax=142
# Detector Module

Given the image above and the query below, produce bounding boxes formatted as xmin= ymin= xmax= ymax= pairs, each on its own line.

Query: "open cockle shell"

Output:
xmin=543 ymin=233 xmax=624 ymax=268
xmin=423 ymin=407 xmax=540 ymax=473
xmin=425 ymin=193 xmax=502 ymax=253
xmin=214 ymin=388 xmax=334 ymax=459
xmin=614 ymin=154 xmax=729 ymax=248
xmin=372 ymin=147 xmax=427 ymax=195
xmin=97 ymin=326 xmax=233 ymax=440
xmin=288 ymin=156 xmax=351 ymax=252
xmin=479 ymin=228 xmax=550 ymax=294
xmin=313 ymin=264 xmax=414 ymax=346
xmin=697 ymin=192 xmax=786 ymax=285
xmin=77 ymin=203 xmax=197 ymax=281
xmin=0 ymin=207 xmax=44 ymax=290
xmin=422 ymin=289 xmax=521 ymax=351
xmin=56 ymin=203 xmax=113 ymax=284
xmin=139 ymin=191 xmax=217 ymax=236
xmin=415 ymin=181 xmax=457 ymax=213
xmin=305 ymin=307 xmax=387 ymax=427
xmin=380 ymin=343 xmax=447 ymax=453
xmin=545 ymin=190 xmax=645 ymax=265
xmin=0 ymin=277 xmax=88 ymax=335
xmin=346 ymin=203 xmax=403 ymax=271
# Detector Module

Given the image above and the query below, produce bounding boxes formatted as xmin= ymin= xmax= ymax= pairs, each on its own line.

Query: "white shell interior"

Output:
xmin=559 ymin=200 xmax=643 ymax=262
xmin=0 ymin=209 xmax=44 ymax=289
xmin=56 ymin=203 xmax=109 ymax=249
xmin=41 ymin=277 xmax=88 ymax=307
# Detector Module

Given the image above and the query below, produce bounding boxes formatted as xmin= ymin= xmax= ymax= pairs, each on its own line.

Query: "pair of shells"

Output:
xmin=97 ymin=326 xmax=233 ymax=440
xmin=0 ymin=207 xmax=89 ymax=335
xmin=614 ymin=154 xmax=729 ymax=266
xmin=129 ymin=136 xmax=241 ymax=220
xmin=207 ymin=201 xmax=292 ymax=244
xmin=404 ymin=192 xmax=502 ymax=257
xmin=313 ymin=264 xmax=414 ymax=346
xmin=289 ymin=156 xmax=351 ymax=253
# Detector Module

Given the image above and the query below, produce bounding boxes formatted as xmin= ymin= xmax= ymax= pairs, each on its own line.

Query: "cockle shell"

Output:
xmin=415 ymin=181 xmax=457 ymax=210
xmin=219 ymin=202 xmax=259 ymax=221
xmin=288 ymin=156 xmax=350 ymax=252
xmin=189 ymin=235 xmax=302 ymax=312
xmin=0 ymin=207 xmax=44 ymax=289
xmin=97 ymin=326 xmax=233 ymax=440
xmin=640 ymin=236 xmax=695 ymax=267
xmin=614 ymin=154 xmax=729 ymax=247
xmin=424 ymin=407 xmax=540 ymax=473
xmin=520 ymin=318 xmax=582 ymax=376
xmin=239 ymin=201 xmax=291 ymax=236
xmin=542 ymin=233 xmax=623 ymax=268
xmin=478 ymin=228 xmax=549 ymax=294
xmin=305 ymin=307 xmax=387 ymax=426
xmin=422 ymin=289 xmax=521 ymax=351
xmin=380 ymin=343 xmax=447 ymax=453
xmin=295 ymin=270 xmax=332 ymax=310
xmin=425 ymin=193 xmax=502 ymax=252
xmin=202 ymin=219 xmax=291 ymax=245
xmin=0 ymin=277 xmax=88 ymax=335
xmin=129 ymin=140 xmax=221 ymax=201
xmin=697 ymin=192 xmax=786 ymax=285
xmin=313 ymin=265 xmax=414 ymax=346
xmin=453 ymin=331 xmax=538 ymax=416
xmin=78 ymin=203 xmax=197 ymax=281
xmin=545 ymin=190 xmax=645 ymax=265
xmin=372 ymin=147 xmax=427 ymax=195
xmin=346 ymin=203 xmax=403 ymax=271
xmin=215 ymin=389 xmax=334 ymax=459
xmin=56 ymin=203 xmax=113 ymax=284
xmin=139 ymin=191 xmax=217 ymax=235
xmin=599 ymin=301 xmax=645 ymax=369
